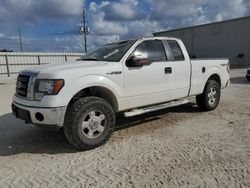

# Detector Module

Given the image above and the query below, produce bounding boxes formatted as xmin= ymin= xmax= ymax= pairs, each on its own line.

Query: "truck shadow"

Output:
xmin=0 ymin=103 xmax=199 ymax=156
xmin=0 ymin=113 xmax=76 ymax=156
xmin=115 ymin=102 xmax=198 ymax=131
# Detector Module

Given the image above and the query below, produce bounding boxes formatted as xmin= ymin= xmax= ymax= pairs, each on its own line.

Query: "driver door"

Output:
xmin=122 ymin=39 xmax=172 ymax=109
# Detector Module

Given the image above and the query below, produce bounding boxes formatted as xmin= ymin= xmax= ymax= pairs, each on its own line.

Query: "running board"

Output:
xmin=124 ymin=99 xmax=189 ymax=117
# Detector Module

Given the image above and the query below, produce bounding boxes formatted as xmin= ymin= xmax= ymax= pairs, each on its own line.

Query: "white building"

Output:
xmin=153 ymin=16 xmax=250 ymax=67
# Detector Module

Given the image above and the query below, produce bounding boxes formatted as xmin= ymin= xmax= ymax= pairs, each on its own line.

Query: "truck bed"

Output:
xmin=189 ymin=58 xmax=230 ymax=96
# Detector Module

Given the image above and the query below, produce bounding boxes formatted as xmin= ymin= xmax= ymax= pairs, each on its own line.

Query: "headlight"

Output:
xmin=34 ymin=79 xmax=64 ymax=100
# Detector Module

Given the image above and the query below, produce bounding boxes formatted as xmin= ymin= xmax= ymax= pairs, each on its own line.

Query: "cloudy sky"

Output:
xmin=0 ymin=0 xmax=249 ymax=52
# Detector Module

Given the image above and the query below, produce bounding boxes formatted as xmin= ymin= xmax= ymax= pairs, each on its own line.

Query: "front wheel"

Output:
xmin=64 ymin=97 xmax=115 ymax=150
xmin=196 ymin=80 xmax=221 ymax=111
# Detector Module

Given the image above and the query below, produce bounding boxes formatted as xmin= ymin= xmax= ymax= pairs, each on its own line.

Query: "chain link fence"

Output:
xmin=0 ymin=52 xmax=84 ymax=78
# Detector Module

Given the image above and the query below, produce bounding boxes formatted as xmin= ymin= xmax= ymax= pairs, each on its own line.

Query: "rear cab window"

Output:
xmin=162 ymin=40 xmax=185 ymax=61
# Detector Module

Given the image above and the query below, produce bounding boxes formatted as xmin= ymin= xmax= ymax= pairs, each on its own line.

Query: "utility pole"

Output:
xmin=80 ymin=9 xmax=89 ymax=53
xmin=18 ymin=26 xmax=23 ymax=52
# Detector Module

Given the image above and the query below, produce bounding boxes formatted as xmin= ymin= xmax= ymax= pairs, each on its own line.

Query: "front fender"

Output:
xmin=61 ymin=74 xmax=123 ymax=106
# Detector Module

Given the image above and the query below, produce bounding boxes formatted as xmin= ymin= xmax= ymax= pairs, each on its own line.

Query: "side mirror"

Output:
xmin=126 ymin=55 xmax=151 ymax=67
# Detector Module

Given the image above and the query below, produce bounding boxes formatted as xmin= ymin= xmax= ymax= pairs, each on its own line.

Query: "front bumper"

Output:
xmin=12 ymin=102 xmax=66 ymax=128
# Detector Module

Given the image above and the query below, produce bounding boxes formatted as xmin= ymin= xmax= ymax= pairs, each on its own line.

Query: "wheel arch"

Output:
xmin=201 ymin=73 xmax=221 ymax=94
xmin=207 ymin=74 xmax=221 ymax=86
xmin=67 ymin=86 xmax=119 ymax=112
xmin=196 ymin=74 xmax=221 ymax=111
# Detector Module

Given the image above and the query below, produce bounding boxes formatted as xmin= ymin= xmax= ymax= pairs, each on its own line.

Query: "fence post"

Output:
xmin=5 ymin=54 xmax=10 ymax=77
xmin=38 ymin=55 xmax=41 ymax=65
xmin=65 ymin=54 xmax=68 ymax=62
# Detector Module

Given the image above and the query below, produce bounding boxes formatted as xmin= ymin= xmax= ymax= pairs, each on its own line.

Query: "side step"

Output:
xmin=124 ymin=99 xmax=189 ymax=117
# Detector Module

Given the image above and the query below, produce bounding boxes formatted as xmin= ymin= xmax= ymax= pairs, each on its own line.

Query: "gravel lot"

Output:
xmin=0 ymin=69 xmax=249 ymax=187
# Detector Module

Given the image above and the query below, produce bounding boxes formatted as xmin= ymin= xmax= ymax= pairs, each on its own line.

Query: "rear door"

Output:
xmin=162 ymin=40 xmax=191 ymax=98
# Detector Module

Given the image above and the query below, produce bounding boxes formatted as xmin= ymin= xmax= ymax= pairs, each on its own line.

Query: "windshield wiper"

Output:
xmin=80 ymin=58 xmax=99 ymax=61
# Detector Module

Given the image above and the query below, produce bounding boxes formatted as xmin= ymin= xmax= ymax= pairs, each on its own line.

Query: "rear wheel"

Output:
xmin=64 ymin=97 xmax=115 ymax=150
xmin=196 ymin=80 xmax=221 ymax=111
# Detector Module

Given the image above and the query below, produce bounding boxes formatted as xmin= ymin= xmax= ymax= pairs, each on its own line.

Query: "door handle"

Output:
xmin=165 ymin=67 xmax=172 ymax=74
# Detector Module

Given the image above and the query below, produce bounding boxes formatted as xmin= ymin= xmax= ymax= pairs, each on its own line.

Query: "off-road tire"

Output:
xmin=196 ymin=80 xmax=221 ymax=111
xmin=64 ymin=97 xmax=115 ymax=150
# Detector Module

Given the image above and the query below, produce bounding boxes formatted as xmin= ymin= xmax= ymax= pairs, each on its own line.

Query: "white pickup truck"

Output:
xmin=12 ymin=37 xmax=230 ymax=150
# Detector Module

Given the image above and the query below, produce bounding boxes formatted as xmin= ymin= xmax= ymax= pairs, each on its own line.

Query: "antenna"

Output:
xmin=18 ymin=26 xmax=23 ymax=52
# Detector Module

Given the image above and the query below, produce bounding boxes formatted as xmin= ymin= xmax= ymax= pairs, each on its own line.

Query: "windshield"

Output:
xmin=79 ymin=40 xmax=136 ymax=62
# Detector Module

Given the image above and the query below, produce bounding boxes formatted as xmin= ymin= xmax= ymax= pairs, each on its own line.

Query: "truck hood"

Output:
xmin=20 ymin=61 xmax=109 ymax=78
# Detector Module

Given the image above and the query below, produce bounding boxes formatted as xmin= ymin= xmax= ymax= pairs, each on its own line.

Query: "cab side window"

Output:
xmin=134 ymin=40 xmax=167 ymax=62
xmin=167 ymin=40 xmax=185 ymax=61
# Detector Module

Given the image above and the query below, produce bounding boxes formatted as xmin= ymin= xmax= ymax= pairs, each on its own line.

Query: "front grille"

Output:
xmin=16 ymin=75 xmax=30 ymax=97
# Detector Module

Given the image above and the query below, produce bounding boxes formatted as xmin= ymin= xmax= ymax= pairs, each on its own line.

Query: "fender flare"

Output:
xmin=63 ymin=75 xmax=122 ymax=111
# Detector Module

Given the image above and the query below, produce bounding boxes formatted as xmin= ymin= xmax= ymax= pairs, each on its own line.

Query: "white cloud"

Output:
xmin=0 ymin=0 xmax=84 ymax=23
xmin=147 ymin=0 xmax=248 ymax=29
xmin=210 ymin=0 xmax=247 ymax=20
xmin=93 ymin=19 xmax=128 ymax=36
xmin=88 ymin=35 xmax=120 ymax=49
xmin=125 ymin=20 xmax=163 ymax=38
xmin=0 ymin=33 xmax=5 ymax=38
xmin=109 ymin=3 xmax=135 ymax=20
xmin=86 ymin=0 xmax=249 ymax=48
xmin=102 ymin=0 xmax=139 ymax=21
xmin=89 ymin=2 xmax=129 ymax=36
xmin=0 ymin=0 xmax=249 ymax=51
xmin=147 ymin=0 xmax=205 ymax=19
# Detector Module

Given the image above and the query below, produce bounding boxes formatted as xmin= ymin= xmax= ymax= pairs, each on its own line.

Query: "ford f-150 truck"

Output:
xmin=12 ymin=37 xmax=230 ymax=150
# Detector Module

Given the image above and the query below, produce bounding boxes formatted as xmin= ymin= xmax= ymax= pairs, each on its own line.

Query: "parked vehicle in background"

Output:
xmin=12 ymin=37 xmax=230 ymax=150
xmin=246 ymin=67 xmax=250 ymax=81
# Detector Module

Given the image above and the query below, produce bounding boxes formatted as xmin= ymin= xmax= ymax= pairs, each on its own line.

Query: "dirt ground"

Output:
xmin=0 ymin=69 xmax=249 ymax=188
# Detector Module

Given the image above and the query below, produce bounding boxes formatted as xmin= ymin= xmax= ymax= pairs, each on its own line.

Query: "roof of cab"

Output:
xmin=108 ymin=36 xmax=180 ymax=45
xmin=138 ymin=36 xmax=180 ymax=41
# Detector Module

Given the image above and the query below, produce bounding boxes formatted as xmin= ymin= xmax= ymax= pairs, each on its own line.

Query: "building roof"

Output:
xmin=154 ymin=16 xmax=250 ymax=35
